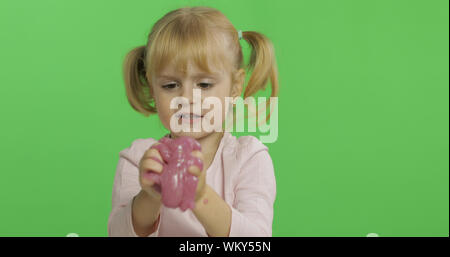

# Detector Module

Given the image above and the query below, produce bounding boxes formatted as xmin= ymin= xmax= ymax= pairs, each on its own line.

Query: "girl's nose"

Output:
xmin=181 ymin=84 xmax=195 ymax=104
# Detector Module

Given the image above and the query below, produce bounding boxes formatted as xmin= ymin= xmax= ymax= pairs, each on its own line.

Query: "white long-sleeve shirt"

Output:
xmin=108 ymin=132 xmax=276 ymax=236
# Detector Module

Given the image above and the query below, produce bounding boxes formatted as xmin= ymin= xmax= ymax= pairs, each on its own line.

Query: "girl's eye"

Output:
xmin=198 ymin=83 xmax=213 ymax=89
xmin=162 ymin=83 xmax=178 ymax=89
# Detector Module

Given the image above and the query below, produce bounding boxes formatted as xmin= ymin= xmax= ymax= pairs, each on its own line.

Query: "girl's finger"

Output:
xmin=188 ymin=165 xmax=201 ymax=177
xmin=142 ymin=147 xmax=163 ymax=162
xmin=140 ymin=158 xmax=163 ymax=174
xmin=191 ymin=150 xmax=203 ymax=160
xmin=141 ymin=173 xmax=155 ymax=187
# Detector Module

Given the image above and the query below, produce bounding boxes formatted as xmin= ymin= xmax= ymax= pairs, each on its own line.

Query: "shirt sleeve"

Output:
xmin=228 ymin=149 xmax=277 ymax=237
xmin=107 ymin=144 xmax=161 ymax=237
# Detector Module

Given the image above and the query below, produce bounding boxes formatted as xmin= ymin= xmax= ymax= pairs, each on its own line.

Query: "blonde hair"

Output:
xmin=123 ymin=6 xmax=279 ymax=122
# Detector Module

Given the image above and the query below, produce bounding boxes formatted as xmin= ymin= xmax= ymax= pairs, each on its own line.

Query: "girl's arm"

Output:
xmin=192 ymin=146 xmax=276 ymax=237
xmin=193 ymin=185 xmax=232 ymax=237
xmin=131 ymin=190 xmax=161 ymax=237
xmin=108 ymin=138 xmax=162 ymax=237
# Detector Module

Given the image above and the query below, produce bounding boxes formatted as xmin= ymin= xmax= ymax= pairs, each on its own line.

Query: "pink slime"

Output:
xmin=144 ymin=136 xmax=203 ymax=211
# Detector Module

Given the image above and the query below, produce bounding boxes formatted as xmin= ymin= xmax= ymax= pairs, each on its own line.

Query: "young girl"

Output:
xmin=108 ymin=6 xmax=279 ymax=237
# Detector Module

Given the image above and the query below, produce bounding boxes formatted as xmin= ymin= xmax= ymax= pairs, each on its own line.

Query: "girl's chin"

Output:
xmin=169 ymin=130 xmax=221 ymax=139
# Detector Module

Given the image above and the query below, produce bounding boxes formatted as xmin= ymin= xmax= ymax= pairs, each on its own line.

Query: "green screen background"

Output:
xmin=0 ymin=0 xmax=448 ymax=237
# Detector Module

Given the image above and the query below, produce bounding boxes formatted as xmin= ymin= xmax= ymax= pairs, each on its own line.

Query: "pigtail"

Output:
xmin=241 ymin=31 xmax=279 ymax=123
xmin=123 ymin=46 xmax=157 ymax=116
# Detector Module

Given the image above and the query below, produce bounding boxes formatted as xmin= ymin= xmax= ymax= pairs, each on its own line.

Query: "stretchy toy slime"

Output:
xmin=144 ymin=136 xmax=203 ymax=211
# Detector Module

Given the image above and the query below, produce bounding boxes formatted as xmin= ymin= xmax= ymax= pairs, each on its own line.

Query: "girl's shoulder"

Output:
xmin=223 ymin=133 xmax=274 ymax=183
xmin=236 ymin=135 xmax=268 ymax=152
xmin=118 ymin=137 xmax=159 ymax=167
xmin=224 ymin=133 xmax=269 ymax=163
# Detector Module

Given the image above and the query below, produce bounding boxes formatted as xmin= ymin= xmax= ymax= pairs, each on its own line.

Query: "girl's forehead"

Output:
xmin=148 ymin=30 xmax=234 ymax=82
xmin=156 ymin=62 xmax=224 ymax=79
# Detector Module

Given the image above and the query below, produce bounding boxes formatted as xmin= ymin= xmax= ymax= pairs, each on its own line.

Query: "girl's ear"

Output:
xmin=147 ymin=74 xmax=155 ymax=97
xmin=231 ymin=68 xmax=245 ymax=98
xmin=146 ymin=76 xmax=157 ymax=108
xmin=149 ymin=84 xmax=154 ymax=96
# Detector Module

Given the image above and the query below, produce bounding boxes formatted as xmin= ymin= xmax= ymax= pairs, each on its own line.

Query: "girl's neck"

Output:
xmin=196 ymin=131 xmax=224 ymax=157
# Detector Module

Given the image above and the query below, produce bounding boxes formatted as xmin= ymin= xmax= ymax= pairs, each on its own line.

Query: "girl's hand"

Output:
xmin=189 ymin=150 xmax=207 ymax=202
xmin=138 ymin=143 xmax=164 ymax=202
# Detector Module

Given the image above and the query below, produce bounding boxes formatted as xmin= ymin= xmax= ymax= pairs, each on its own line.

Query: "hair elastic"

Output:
xmin=238 ymin=30 xmax=243 ymax=40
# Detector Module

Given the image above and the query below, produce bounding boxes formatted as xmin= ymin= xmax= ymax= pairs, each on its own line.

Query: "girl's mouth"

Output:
xmin=177 ymin=113 xmax=204 ymax=124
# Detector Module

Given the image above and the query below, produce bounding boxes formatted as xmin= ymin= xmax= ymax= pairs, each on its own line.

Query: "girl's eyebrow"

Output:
xmin=156 ymin=75 xmax=178 ymax=80
xmin=157 ymin=72 xmax=220 ymax=80
xmin=192 ymin=72 xmax=221 ymax=79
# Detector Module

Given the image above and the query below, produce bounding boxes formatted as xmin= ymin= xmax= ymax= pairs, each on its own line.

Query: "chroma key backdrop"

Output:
xmin=0 ymin=0 xmax=448 ymax=236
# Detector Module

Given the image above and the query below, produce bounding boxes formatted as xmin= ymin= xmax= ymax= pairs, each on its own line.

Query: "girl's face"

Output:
xmin=151 ymin=61 xmax=244 ymax=139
